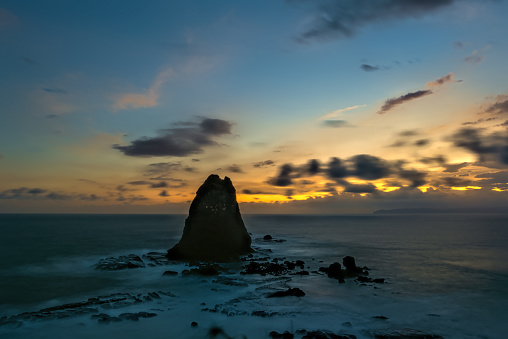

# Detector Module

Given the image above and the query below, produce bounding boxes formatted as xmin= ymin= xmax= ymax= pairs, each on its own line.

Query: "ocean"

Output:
xmin=0 ymin=213 xmax=507 ymax=338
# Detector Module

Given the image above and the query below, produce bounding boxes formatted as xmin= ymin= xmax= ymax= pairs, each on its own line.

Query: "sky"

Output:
xmin=1 ymin=0 xmax=508 ymax=214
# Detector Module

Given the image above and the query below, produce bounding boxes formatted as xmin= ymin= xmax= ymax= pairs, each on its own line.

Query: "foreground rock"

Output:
xmin=94 ymin=254 xmax=145 ymax=270
xmin=166 ymin=175 xmax=252 ymax=261
xmin=0 ymin=291 xmax=174 ymax=327
xmin=365 ymin=328 xmax=443 ymax=338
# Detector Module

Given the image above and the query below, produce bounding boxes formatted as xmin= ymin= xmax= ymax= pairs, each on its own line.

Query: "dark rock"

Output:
xmin=264 ymin=234 xmax=273 ymax=240
xmin=191 ymin=321 xmax=198 ymax=327
xmin=372 ymin=315 xmax=389 ymax=320
xmin=93 ymin=254 xmax=145 ymax=271
xmin=241 ymin=261 xmax=288 ymax=276
xmin=343 ymin=256 xmax=365 ymax=277
xmin=185 ymin=263 xmax=223 ymax=276
xmin=302 ymin=330 xmax=356 ymax=339
xmin=91 ymin=313 xmax=122 ymax=324
xmin=163 ymin=270 xmax=178 ymax=276
xmin=292 ymin=270 xmax=310 ymax=276
xmin=341 ymin=322 xmax=352 ymax=328
xmin=373 ymin=278 xmax=385 ymax=284
xmin=166 ymin=175 xmax=252 ymax=261
xmin=267 ymin=288 xmax=305 ymax=298
xmin=270 ymin=330 xmax=295 ymax=338
xmin=118 ymin=312 xmax=157 ymax=321
xmin=365 ymin=328 xmax=443 ymax=338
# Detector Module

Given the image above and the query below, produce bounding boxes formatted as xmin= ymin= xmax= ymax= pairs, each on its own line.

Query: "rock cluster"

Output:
xmin=166 ymin=175 xmax=252 ymax=261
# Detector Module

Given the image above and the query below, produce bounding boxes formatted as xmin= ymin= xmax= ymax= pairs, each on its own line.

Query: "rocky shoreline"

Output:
xmin=1 ymin=234 xmax=443 ymax=338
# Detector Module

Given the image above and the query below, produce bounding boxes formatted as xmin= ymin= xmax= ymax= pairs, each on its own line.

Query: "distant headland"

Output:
xmin=373 ymin=208 xmax=508 ymax=214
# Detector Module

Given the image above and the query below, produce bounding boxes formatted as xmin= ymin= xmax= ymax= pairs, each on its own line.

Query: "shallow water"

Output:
xmin=1 ymin=213 xmax=507 ymax=338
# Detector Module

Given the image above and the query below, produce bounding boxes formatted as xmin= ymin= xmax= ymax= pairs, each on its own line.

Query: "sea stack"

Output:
xmin=166 ymin=174 xmax=252 ymax=261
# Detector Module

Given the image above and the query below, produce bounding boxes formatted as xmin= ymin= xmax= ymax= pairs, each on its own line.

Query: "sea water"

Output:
xmin=0 ymin=213 xmax=507 ymax=338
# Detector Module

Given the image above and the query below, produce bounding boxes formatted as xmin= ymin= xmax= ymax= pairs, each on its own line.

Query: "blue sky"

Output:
xmin=1 ymin=0 xmax=508 ymax=213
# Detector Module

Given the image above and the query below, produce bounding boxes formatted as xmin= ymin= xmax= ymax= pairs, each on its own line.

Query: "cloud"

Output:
xmin=113 ymin=117 xmax=232 ymax=157
xmin=464 ymin=50 xmax=483 ymax=64
xmin=306 ymin=159 xmax=320 ymax=175
xmin=327 ymin=157 xmax=348 ymax=178
xmin=419 ymin=155 xmax=447 ymax=165
xmin=318 ymin=105 xmax=365 ymax=120
xmin=414 ymin=139 xmax=430 ymax=147
xmin=127 ymin=180 xmax=152 ymax=185
xmin=443 ymin=162 xmax=469 ymax=173
xmin=159 ymin=190 xmax=170 ymax=197
xmin=322 ymin=120 xmax=351 ymax=128
xmin=28 ymin=188 xmax=47 ymax=194
xmin=151 ymin=181 xmax=168 ymax=188
xmin=475 ymin=171 xmax=508 ymax=185
xmin=451 ymin=127 xmax=508 ymax=164
xmin=343 ymin=182 xmax=379 ymax=193
xmin=43 ymin=88 xmax=68 ymax=94
xmin=351 ymin=154 xmax=391 ymax=180
xmin=453 ymin=41 xmax=465 ymax=49
xmin=226 ymin=164 xmax=244 ymax=173
xmin=268 ymin=164 xmax=294 ymax=187
xmin=398 ymin=168 xmax=427 ymax=187
xmin=437 ymin=177 xmax=473 ymax=187
xmin=253 ymin=160 xmax=275 ymax=168
xmin=114 ymin=68 xmax=174 ymax=110
xmin=268 ymin=154 xmax=428 ymax=189
xmin=361 ymin=64 xmax=381 ymax=72
xmin=426 ymin=73 xmax=455 ymax=87
xmin=486 ymin=98 xmax=508 ymax=115
xmin=295 ymin=0 xmax=456 ymax=43
xmin=378 ymin=90 xmax=433 ymax=114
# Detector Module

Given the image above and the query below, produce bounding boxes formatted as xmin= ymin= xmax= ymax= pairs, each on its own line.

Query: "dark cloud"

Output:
xmin=113 ymin=118 xmax=232 ymax=157
xmin=28 ymin=188 xmax=47 ymax=194
xmin=351 ymin=154 xmax=391 ymax=180
xmin=414 ymin=139 xmax=430 ymax=147
xmin=475 ymin=171 xmax=508 ymax=185
xmin=159 ymin=190 xmax=170 ymax=197
xmin=398 ymin=169 xmax=427 ymax=187
xmin=45 ymin=192 xmax=72 ymax=200
xmin=343 ymin=182 xmax=378 ymax=193
xmin=192 ymin=158 xmax=200 ymax=162
xmin=389 ymin=140 xmax=407 ymax=147
xmin=295 ymin=0 xmax=456 ymax=43
xmin=327 ymin=157 xmax=348 ymax=178
xmin=285 ymin=189 xmax=294 ymax=197
xmin=399 ymin=130 xmax=420 ymax=137
xmin=450 ymin=128 xmax=508 ymax=164
xmin=322 ymin=120 xmax=350 ymax=128
xmin=143 ymin=161 xmax=192 ymax=178
xmin=497 ymin=120 xmax=508 ymax=127
xmin=427 ymin=73 xmax=455 ymax=87
xmin=486 ymin=99 xmax=508 ymax=115
xmin=443 ymin=162 xmax=469 ymax=173
xmin=225 ymin=164 xmax=244 ymax=173
xmin=253 ymin=160 xmax=275 ymax=168
xmin=268 ymin=163 xmax=294 ymax=187
xmin=378 ymin=90 xmax=433 ymax=114
xmin=306 ymin=159 xmax=320 ymax=175
xmin=78 ymin=194 xmax=100 ymax=201
xmin=361 ymin=64 xmax=380 ymax=72
xmin=419 ymin=155 xmax=447 ymax=165
xmin=42 ymin=88 xmax=68 ymax=94
xmin=438 ymin=177 xmax=473 ymax=187
xmin=150 ymin=181 xmax=168 ymax=188
xmin=127 ymin=180 xmax=152 ymax=185
xmin=242 ymin=189 xmax=278 ymax=195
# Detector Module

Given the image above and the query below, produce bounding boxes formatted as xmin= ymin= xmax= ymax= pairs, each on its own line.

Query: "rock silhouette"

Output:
xmin=166 ymin=174 xmax=252 ymax=261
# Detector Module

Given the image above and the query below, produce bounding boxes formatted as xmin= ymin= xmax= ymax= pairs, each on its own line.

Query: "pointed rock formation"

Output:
xmin=166 ymin=174 xmax=252 ymax=261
